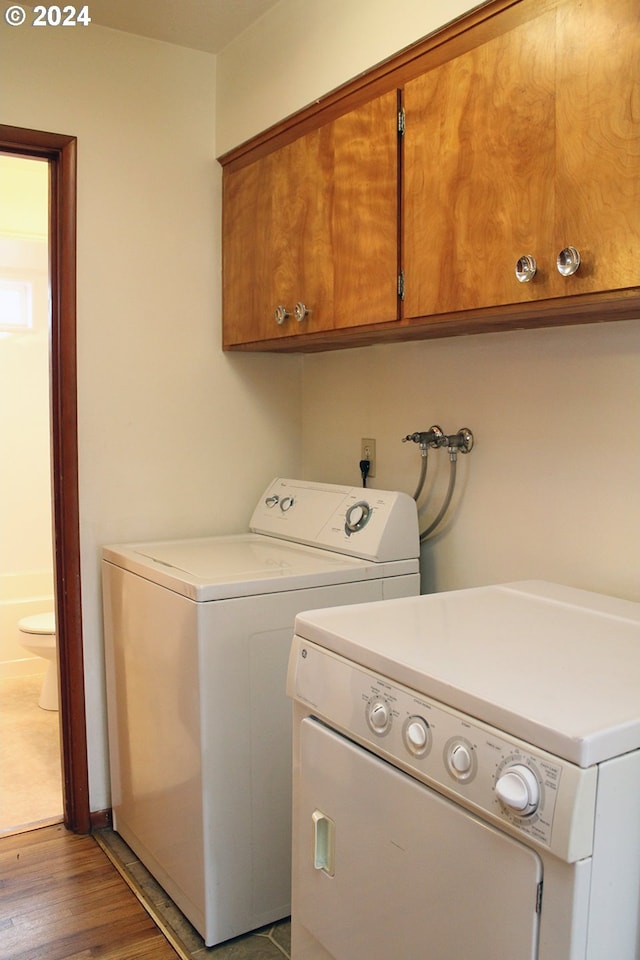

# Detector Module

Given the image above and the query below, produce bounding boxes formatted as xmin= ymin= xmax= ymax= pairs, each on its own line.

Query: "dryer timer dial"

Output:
xmin=495 ymin=763 xmax=540 ymax=816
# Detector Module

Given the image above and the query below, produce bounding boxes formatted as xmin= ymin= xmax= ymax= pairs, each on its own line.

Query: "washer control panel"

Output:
xmin=249 ymin=478 xmax=419 ymax=562
xmin=290 ymin=637 xmax=598 ymax=863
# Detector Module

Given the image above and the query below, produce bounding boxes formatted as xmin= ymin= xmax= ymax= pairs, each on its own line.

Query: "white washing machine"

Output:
xmin=101 ymin=478 xmax=419 ymax=947
xmin=288 ymin=581 xmax=640 ymax=960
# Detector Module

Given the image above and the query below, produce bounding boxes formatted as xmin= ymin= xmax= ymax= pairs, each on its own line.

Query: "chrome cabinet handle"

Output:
xmin=515 ymin=255 xmax=537 ymax=283
xmin=294 ymin=301 xmax=310 ymax=322
xmin=556 ymin=246 xmax=581 ymax=277
xmin=274 ymin=305 xmax=291 ymax=325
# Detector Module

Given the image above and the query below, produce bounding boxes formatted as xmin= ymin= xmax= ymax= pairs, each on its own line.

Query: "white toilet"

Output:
xmin=18 ymin=612 xmax=58 ymax=711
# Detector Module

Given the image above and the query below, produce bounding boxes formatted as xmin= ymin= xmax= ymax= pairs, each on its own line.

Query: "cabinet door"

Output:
xmin=222 ymin=140 xmax=326 ymax=346
xmin=403 ymin=0 xmax=640 ymax=321
xmin=403 ymin=8 xmax=557 ymax=319
xmin=222 ymin=152 xmax=278 ymax=345
xmin=553 ymin=0 xmax=640 ymax=297
xmin=222 ymin=91 xmax=399 ymax=347
xmin=331 ymin=90 xmax=399 ymax=330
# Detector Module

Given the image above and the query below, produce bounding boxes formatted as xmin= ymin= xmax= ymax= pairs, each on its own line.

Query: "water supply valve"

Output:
xmin=404 ymin=424 xmax=475 ymax=537
xmin=402 ymin=426 xmax=445 ymax=450
xmin=403 ymin=426 xmax=473 ymax=454
xmin=448 ymin=428 xmax=474 ymax=455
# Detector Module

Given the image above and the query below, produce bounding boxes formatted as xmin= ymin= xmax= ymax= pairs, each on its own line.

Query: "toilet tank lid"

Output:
xmin=19 ymin=612 xmax=56 ymax=635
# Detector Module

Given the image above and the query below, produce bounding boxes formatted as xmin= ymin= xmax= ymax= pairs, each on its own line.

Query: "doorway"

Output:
xmin=0 ymin=124 xmax=89 ymax=834
xmin=0 ymin=153 xmax=61 ymax=833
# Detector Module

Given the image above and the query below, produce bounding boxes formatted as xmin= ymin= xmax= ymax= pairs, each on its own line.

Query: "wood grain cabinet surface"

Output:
xmin=219 ymin=0 xmax=639 ymax=351
xmin=222 ymin=90 xmax=399 ymax=348
xmin=403 ymin=0 xmax=640 ymax=324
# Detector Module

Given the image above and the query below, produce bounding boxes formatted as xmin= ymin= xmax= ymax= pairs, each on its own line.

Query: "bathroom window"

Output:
xmin=0 ymin=277 xmax=33 ymax=333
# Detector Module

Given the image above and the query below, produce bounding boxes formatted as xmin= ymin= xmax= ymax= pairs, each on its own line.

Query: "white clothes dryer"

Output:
xmin=102 ymin=478 xmax=419 ymax=947
xmin=288 ymin=581 xmax=640 ymax=960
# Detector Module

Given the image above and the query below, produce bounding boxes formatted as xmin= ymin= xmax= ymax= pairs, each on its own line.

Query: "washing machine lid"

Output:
xmin=102 ymin=534 xmax=417 ymax=602
xmin=293 ymin=580 xmax=640 ymax=767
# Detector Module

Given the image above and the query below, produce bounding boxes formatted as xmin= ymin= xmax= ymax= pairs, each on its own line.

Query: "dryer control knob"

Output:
xmin=449 ymin=742 xmax=473 ymax=775
xmin=368 ymin=699 xmax=391 ymax=734
xmin=407 ymin=719 xmax=427 ymax=748
xmin=496 ymin=764 xmax=540 ymax=816
xmin=404 ymin=717 xmax=430 ymax=755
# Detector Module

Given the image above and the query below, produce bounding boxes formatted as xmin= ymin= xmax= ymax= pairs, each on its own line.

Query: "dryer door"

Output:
xmin=293 ymin=718 xmax=542 ymax=960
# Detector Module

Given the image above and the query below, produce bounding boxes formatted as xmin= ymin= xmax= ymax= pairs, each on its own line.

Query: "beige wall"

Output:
xmin=218 ymin=0 xmax=640 ymax=601
xmin=299 ymin=324 xmax=640 ymax=602
xmin=217 ymin=0 xmax=474 ymax=153
xmin=1 ymin=23 xmax=301 ymax=810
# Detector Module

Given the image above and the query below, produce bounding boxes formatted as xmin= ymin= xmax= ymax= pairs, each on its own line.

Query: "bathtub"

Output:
xmin=0 ymin=571 xmax=55 ymax=679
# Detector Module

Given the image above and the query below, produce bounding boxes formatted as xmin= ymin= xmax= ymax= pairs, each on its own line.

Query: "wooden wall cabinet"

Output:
xmin=403 ymin=0 xmax=640 ymax=323
xmin=219 ymin=0 xmax=639 ymax=351
xmin=222 ymin=91 xmax=399 ymax=348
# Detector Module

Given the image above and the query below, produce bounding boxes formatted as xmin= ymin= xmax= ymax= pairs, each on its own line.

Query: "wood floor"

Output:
xmin=0 ymin=823 xmax=179 ymax=960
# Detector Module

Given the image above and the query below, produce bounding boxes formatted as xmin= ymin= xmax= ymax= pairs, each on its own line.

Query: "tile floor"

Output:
xmin=96 ymin=828 xmax=291 ymax=960
xmin=0 ymin=674 xmax=63 ymax=836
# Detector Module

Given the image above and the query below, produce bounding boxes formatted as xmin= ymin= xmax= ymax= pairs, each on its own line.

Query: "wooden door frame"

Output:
xmin=1 ymin=124 xmax=90 ymax=834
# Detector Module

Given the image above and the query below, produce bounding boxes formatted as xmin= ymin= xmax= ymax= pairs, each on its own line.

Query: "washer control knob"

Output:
xmin=404 ymin=717 xmax=430 ymax=755
xmin=349 ymin=504 xmax=365 ymax=525
xmin=368 ymin=699 xmax=391 ymax=734
xmin=496 ymin=764 xmax=540 ymax=816
xmin=345 ymin=501 xmax=372 ymax=534
xmin=449 ymin=742 xmax=473 ymax=775
xmin=280 ymin=495 xmax=295 ymax=512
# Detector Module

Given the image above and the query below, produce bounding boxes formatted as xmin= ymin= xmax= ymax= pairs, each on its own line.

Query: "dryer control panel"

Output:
xmin=250 ymin=478 xmax=419 ymax=562
xmin=288 ymin=636 xmax=598 ymax=864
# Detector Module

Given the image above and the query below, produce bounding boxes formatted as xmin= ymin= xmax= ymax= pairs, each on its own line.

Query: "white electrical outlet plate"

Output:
xmin=361 ymin=437 xmax=376 ymax=478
